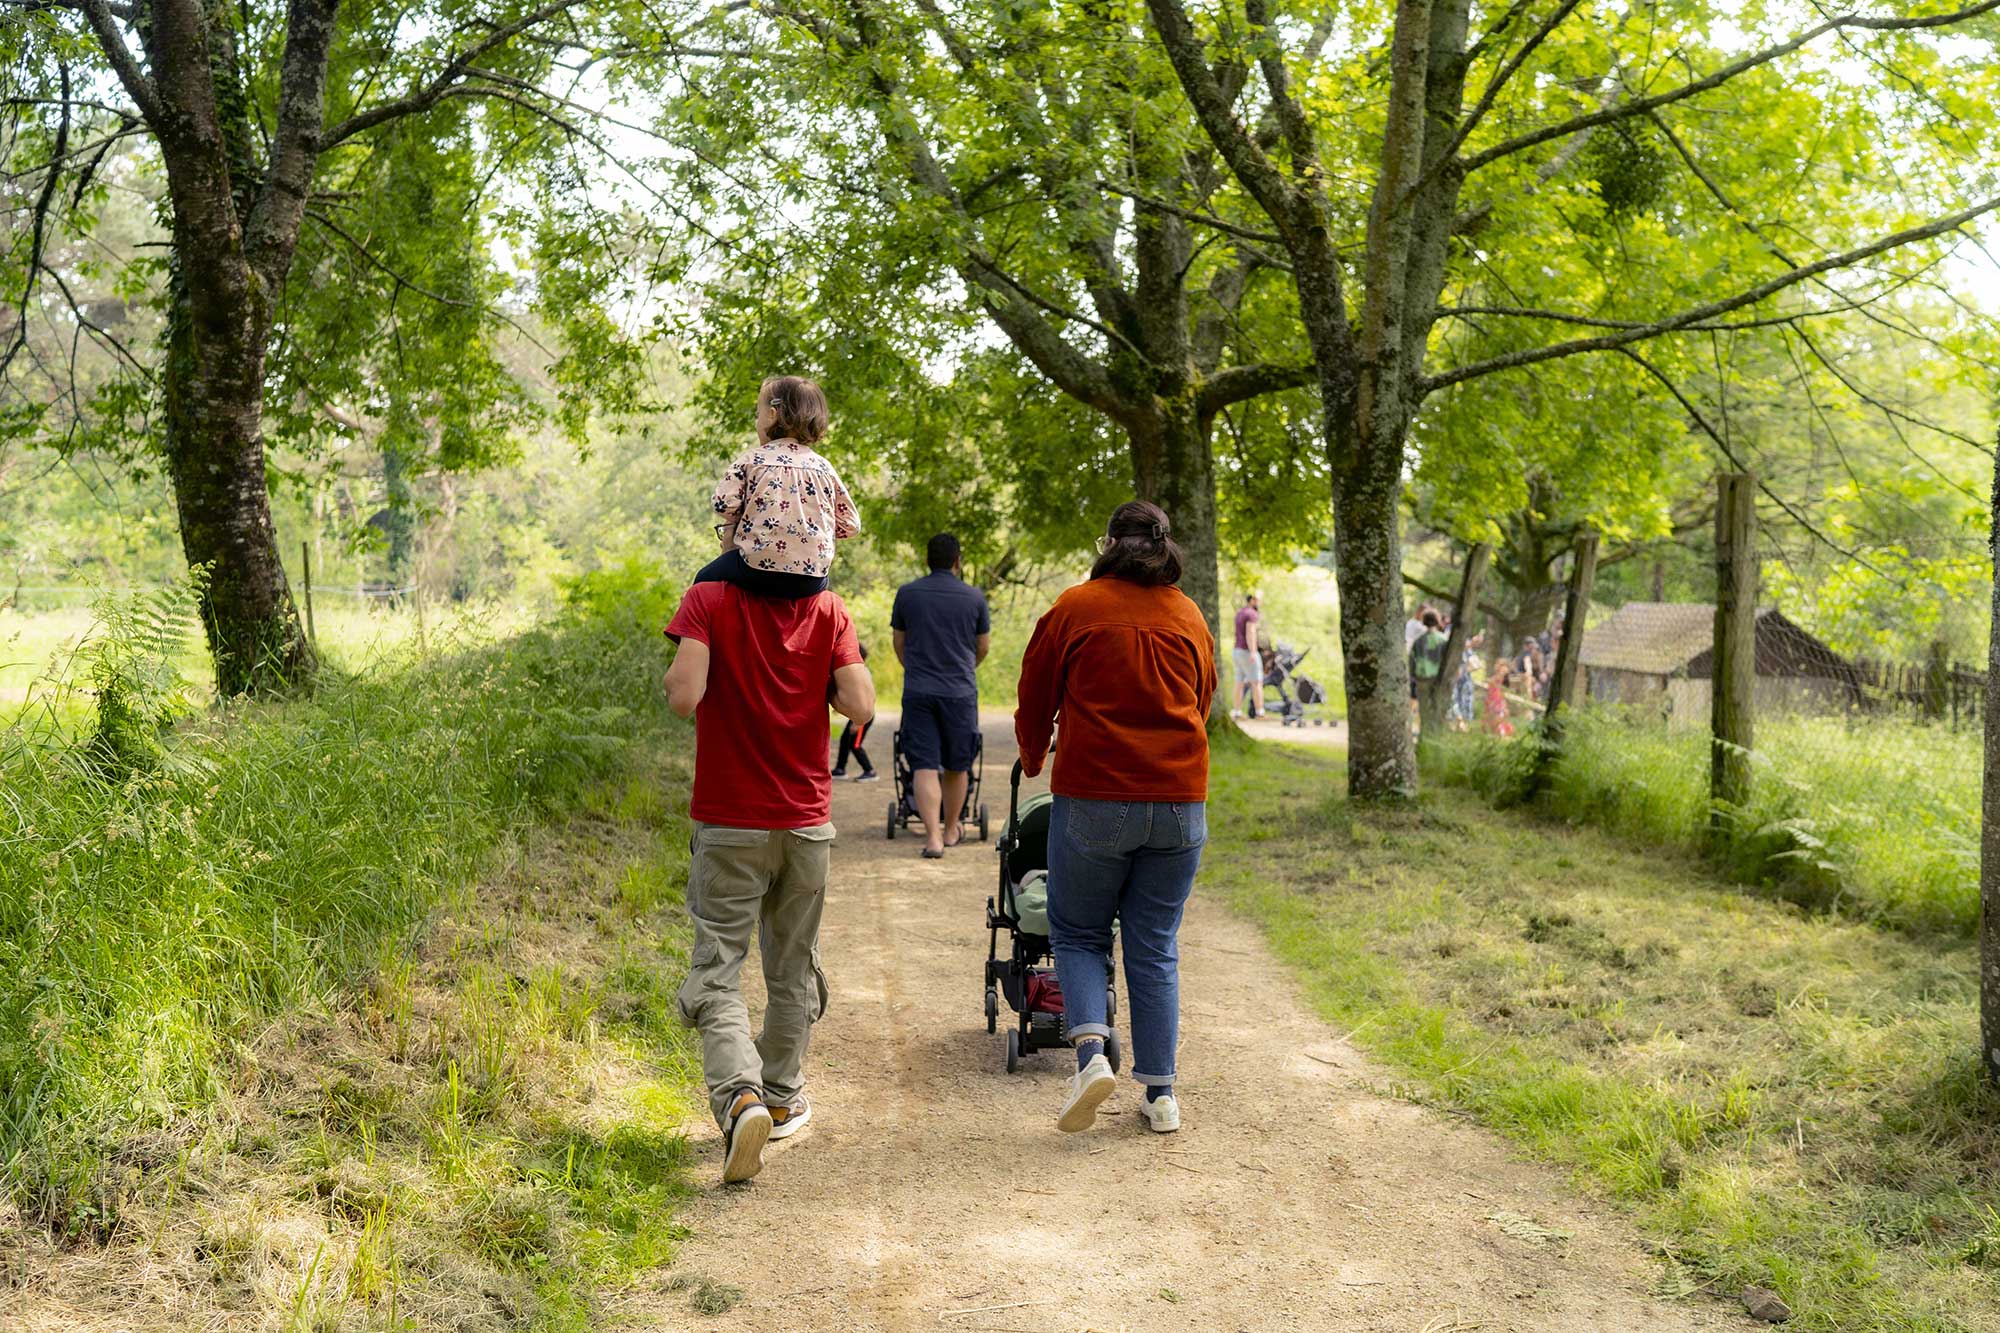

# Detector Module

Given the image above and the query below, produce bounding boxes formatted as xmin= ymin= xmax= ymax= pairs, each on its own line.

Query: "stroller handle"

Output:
xmin=1006 ymin=739 xmax=1051 ymax=837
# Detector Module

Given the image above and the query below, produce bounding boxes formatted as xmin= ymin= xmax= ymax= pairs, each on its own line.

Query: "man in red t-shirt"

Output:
xmin=663 ymin=581 xmax=873 ymax=1183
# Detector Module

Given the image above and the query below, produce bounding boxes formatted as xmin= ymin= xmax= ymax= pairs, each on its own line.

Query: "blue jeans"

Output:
xmin=1047 ymin=796 xmax=1207 ymax=1087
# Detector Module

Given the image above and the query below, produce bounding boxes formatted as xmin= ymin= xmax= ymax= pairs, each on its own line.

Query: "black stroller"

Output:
xmin=1263 ymin=641 xmax=1330 ymax=727
xmin=886 ymin=728 xmax=990 ymax=841
xmin=985 ymin=760 xmax=1120 ymax=1074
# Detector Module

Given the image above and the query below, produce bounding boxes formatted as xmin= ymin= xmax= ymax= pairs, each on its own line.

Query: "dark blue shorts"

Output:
xmin=900 ymin=693 xmax=979 ymax=772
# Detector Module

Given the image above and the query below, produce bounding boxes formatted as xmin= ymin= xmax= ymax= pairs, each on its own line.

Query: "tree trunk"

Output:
xmin=1710 ymin=472 xmax=1756 ymax=831
xmin=1329 ymin=411 xmax=1418 ymax=799
xmin=1542 ymin=533 xmax=1598 ymax=721
xmin=161 ymin=274 xmax=315 ymax=696
xmin=1981 ymin=439 xmax=2000 ymax=1083
xmin=1421 ymin=540 xmax=1487 ymax=736
xmin=1126 ymin=400 xmax=1221 ymax=642
xmin=381 ymin=434 xmax=416 ymax=587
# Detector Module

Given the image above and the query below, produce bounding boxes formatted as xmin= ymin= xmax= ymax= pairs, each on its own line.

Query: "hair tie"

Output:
xmin=1151 ymin=522 xmax=1166 ymax=540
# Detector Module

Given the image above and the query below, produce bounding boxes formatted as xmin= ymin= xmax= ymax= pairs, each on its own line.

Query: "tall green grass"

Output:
xmin=1426 ymin=707 xmax=1978 ymax=935
xmin=0 ymin=559 xmax=681 ymax=1231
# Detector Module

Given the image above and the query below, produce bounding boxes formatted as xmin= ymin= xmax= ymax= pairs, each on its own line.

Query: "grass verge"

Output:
xmin=1 ymin=558 xmax=715 ymax=1327
xmin=2 ymin=746 xmax=707 ymax=1330
xmin=1209 ymin=741 xmax=2000 ymax=1333
xmin=1426 ymin=708 xmax=1978 ymax=935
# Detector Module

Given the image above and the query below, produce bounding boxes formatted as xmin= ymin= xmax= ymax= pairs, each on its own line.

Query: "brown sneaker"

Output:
xmin=768 ymin=1095 xmax=813 ymax=1141
xmin=722 ymin=1089 xmax=771 ymax=1183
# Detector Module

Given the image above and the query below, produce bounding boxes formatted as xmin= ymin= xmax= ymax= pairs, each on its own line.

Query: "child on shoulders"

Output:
xmin=696 ymin=375 xmax=860 ymax=599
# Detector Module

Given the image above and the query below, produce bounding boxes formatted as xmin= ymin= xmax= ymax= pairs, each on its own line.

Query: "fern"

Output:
xmin=76 ymin=568 xmax=209 ymax=776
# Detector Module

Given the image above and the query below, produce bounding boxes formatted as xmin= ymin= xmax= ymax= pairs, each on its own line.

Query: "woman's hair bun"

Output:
xmin=1091 ymin=499 xmax=1183 ymax=587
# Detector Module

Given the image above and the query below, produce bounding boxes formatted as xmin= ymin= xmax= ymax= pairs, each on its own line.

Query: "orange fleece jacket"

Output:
xmin=1014 ymin=576 xmax=1217 ymax=802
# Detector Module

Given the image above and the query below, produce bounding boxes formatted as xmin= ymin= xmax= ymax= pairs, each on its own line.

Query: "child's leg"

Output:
xmin=731 ymin=564 xmax=830 ymax=600
xmin=693 ymin=549 xmax=747 ymax=585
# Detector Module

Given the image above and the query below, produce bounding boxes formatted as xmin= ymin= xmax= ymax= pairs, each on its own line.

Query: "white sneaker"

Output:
xmin=722 ymin=1093 xmax=772 ymax=1183
xmin=1138 ymin=1093 xmax=1181 ymax=1133
xmin=768 ymin=1095 xmax=812 ymax=1141
xmin=1057 ymin=1054 xmax=1116 ymax=1133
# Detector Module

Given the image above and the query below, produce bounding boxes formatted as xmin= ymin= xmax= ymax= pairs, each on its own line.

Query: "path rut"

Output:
xmin=651 ymin=717 xmax=1751 ymax=1333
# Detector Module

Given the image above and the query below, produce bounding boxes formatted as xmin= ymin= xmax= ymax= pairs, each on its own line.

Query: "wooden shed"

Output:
xmin=1579 ymin=602 xmax=1860 ymax=727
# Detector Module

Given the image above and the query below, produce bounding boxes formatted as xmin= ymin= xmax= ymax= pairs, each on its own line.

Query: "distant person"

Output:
xmin=831 ymin=641 xmax=879 ymax=781
xmin=1516 ymin=635 xmax=1546 ymax=702
xmin=1231 ymin=591 xmax=1263 ymax=719
xmin=1016 ymin=500 xmax=1216 ymax=1137
xmin=1408 ymin=609 xmax=1447 ymax=719
xmin=662 ymin=569 xmax=874 ymax=1184
xmin=1485 ymin=652 xmax=1515 ymax=738
xmin=891 ymin=533 xmax=991 ymax=858
xmin=1450 ymin=631 xmax=1484 ymax=731
xmin=696 ymin=376 xmax=861 ymax=598
xmin=1405 ymin=603 xmax=1433 ymax=651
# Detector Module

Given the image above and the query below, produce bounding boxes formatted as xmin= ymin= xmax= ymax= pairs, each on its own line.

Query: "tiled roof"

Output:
xmin=1578 ymin=602 xmax=1718 ymax=675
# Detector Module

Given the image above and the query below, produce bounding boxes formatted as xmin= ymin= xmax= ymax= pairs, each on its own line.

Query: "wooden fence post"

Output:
xmin=1711 ymin=473 xmax=1756 ymax=836
xmin=1925 ymin=639 xmax=1948 ymax=722
xmin=1542 ymin=533 xmax=1598 ymax=722
xmin=1981 ymin=441 xmax=2000 ymax=1083
xmin=301 ymin=540 xmax=317 ymax=649
xmin=1421 ymin=541 xmax=1490 ymax=737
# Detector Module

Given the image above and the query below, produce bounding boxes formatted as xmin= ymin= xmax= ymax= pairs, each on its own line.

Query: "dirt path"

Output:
xmin=656 ymin=718 xmax=1750 ymax=1333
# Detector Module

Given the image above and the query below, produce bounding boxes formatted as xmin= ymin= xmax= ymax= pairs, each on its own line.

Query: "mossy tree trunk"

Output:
xmin=98 ymin=0 xmax=342 ymax=694
xmin=161 ymin=278 xmax=315 ymax=694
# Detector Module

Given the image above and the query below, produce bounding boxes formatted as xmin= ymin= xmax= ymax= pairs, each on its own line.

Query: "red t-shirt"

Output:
xmin=665 ymin=583 xmax=862 ymax=829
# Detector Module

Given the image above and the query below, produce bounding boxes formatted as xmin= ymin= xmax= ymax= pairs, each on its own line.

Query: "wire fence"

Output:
xmin=1430 ymin=475 xmax=1983 ymax=938
xmin=1 ymin=583 xmax=418 ymax=607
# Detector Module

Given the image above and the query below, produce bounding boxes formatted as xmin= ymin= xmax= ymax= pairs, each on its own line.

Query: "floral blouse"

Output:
xmin=710 ymin=440 xmax=861 ymax=577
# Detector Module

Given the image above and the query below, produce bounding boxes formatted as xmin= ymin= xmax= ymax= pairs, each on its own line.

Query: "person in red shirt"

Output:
xmin=1014 ymin=500 xmax=1216 ymax=1137
xmin=663 ymin=580 xmax=874 ymax=1182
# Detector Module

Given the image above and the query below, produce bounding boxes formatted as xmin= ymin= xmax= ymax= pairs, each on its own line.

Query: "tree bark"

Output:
xmin=1420 ymin=540 xmax=1487 ymax=735
xmin=1981 ymin=439 xmax=2000 ymax=1083
xmin=1328 ymin=407 xmax=1418 ymax=797
xmin=161 ymin=275 xmax=316 ymax=695
xmin=1710 ymin=472 xmax=1756 ymax=832
xmin=124 ymin=0 xmax=324 ymax=695
xmin=1542 ymin=532 xmax=1597 ymax=720
xmin=1126 ymin=398 xmax=1221 ymax=641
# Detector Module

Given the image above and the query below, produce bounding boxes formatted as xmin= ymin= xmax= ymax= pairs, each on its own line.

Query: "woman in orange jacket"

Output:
xmin=1015 ymin=500 xmax=1217 ymax=1137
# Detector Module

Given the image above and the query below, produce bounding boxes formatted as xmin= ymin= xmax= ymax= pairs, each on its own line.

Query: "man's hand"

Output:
xmin=832 ymin=661 xmax=875 ymax=725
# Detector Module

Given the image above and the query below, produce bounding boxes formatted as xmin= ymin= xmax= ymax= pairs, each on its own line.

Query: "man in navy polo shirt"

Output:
xmin=891 ymin=533 xmax=991 ymax=858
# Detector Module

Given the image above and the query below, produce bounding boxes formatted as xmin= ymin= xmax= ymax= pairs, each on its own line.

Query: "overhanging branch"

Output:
xmin=1461 ymin=1 xmax=2000 ymax=175
xmin=1422 ymin=194 xmax=2000 ymax=391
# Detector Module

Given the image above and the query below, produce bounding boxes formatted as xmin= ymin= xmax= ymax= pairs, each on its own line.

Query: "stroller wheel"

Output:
xmin=1104 ymin=1029 xmax=1122 ymax=1074
xmin=1005 ymin=1027 xmax=1021 ymax=1074
xmin=978 ymin=803 xmax=990 ymax=842
xmin=1106 ymin=986 xmax=1117 ymax=1022
xmin=886 ymin=801 xmax=897 ymax=839
xmin=984 ymin=986 xmax=998 ymax=1034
